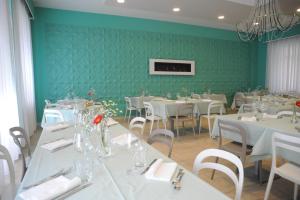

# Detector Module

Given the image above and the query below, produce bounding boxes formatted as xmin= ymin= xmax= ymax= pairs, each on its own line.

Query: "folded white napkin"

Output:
xmin=106 ymin=118 xmax=119 ymax=127
xmin=111 ymin=134 xmax=137 ymax=146
xmin=19 ymin=176 xmax=81 ymax=200
xmin=145 ymin=159 xmax=177 ymax=182
xmin=41 ymin=139 xmax=73 ymax=151
xmin=45 ymin=123 xmax=72 ymax=132
xmin=263 ymin=113 xmax=278 ymax=119
xmin=241 ymin=116 xmax=257 ymax=122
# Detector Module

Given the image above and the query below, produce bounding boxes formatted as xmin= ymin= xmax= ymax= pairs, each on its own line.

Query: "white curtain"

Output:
xmin=0 ymin=0 xmax=36 ymax=184
xmin=267 ymin=36 xmax=300 ymax=95
xmin=0 ymin=0 xmax=21 ymax=183
xmin=13 ymin=0 xmax=37 ymax=139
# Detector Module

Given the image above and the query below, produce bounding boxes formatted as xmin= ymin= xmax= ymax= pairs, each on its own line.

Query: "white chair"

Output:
xmin=201 ymin=101 xmax=224 ymax=138
xmin=124 ymin=97 xmax=138 ymax=123
xmin=9 ymin=127 xmax=31 ymax=180
xmin=212 ymin=119 xmax=252 ymax=179
xmin=193 ymin=149 xmax=244 ymax=200
xmin=44 ymin=99 xmax=58 ymax=108
xmin=264 ymin=132 xmax=300 ymax=200
xmin=170 ymin=103 xmax=196 ymax=137
xmin=277 ymin=110 xmax=300 ymax=117
xmin=147 ymin=129 xmax=174 ymax=158
xmin=144 ymin=102 xmax=162 ymax=134
xmin=43 ymin=109 xmax=65 ymax=124
xmin=0 ymin=144 xmax=17 ymax=200
xmin=191 ymin=93 xmax=201 ymax=99
xmin=129 ymin=117 xmax=146 ymax=135
xmin=238 ymin=103 xmax=254 ymax=114
xmin=234 ymin=92 xmax=246 ymax=108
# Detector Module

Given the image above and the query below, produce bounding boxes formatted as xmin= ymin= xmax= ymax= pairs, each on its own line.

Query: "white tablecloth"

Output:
xmin=150 ymin=99 xmax=225 ymax=121
xmin=212 ymin=113 xmax=300 ymax=164
xmin=17 ymin=123 xmax=230 ymax=200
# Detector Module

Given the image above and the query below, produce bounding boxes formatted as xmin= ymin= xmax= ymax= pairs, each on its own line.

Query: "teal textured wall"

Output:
xmin=32 ymin=8 xmax=258 ymax=121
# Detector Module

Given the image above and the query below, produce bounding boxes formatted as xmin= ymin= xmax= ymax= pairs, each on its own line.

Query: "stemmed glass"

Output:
xmin=126 ymin=138 xmax=147 ymax=175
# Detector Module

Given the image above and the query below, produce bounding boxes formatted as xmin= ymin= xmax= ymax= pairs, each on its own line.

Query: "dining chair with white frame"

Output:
xmin=143 ymin=102 xmax=163 ymax=134
xmin=0 ymin=144 xmax=17 ymax=200
xmin=147 ymin=129 xmax=174 ymax=158
xmin=124 ymin=97 xmax=139 ymax=123
xmin=129 ymin=117 xmax=146 ymax=136
xmin=201 ymin=101 xmax=224 ymax=138
xmin=193 ymin=148 xmax=244 ymax=200
xmin=238 ymin=103 xmax=254 ymax=114
xmin=9 ymin=127 xmax=31 ymax=180
xmin=170 ymin=103 xmax=196 ymax=137
xmin=264 ymin=132 xmax=300 ymax=200
xmin=212 ymin=119 xmax=252 ymax=179
xmin=43 ymin=109 xmax=65 ymax=124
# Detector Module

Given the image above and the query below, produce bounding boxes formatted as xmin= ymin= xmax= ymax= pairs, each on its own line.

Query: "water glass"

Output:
xmin=127 ymin=141 xmax=147 ymax=175
xmin=73 ymin=158 xmax=93 ymax=182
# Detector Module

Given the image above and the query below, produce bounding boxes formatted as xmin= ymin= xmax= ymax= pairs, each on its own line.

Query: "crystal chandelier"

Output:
xmin=237 ymin=0 xmax=300 ymax=42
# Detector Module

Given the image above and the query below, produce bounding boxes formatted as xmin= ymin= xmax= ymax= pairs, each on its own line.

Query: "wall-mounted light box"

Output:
xmin=149 ymin=59 xmax=195 ymax=76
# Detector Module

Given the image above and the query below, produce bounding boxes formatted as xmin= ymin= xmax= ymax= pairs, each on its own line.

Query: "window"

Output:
xmin=267 ymin=36 xmax=300 ymax=95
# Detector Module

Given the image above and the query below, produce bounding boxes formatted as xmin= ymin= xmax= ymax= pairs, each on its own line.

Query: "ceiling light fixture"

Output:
xmin=218 ymin=15 xmax=225 ymax=20
xmin=117 ymin=0 xmax=125 ymax=3
xmin=173 ymin=7 xmax=180 ymax=12
xmin=297 ymin=8 xmax=300 ymax=13
xmin=237 ymin=0 xmax=300 ymax=42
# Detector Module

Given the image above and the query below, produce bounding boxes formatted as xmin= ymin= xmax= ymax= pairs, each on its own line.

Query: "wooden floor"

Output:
xmin=117 ymin=116 xmax=299 ymax=200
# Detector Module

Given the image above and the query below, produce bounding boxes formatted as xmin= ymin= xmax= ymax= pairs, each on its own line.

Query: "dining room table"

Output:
xmin=16 ymin=121 xmax=231 ymax=200
xmin=211 ymin=113 xmax=300 ymax=164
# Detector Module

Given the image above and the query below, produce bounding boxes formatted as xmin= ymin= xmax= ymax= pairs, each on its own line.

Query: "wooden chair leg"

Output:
xmin=211 ymin=157 xmax=219 ymax=180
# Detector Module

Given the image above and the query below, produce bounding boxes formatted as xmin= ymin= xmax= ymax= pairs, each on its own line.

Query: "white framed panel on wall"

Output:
xmin=149 ymin=59 xmax=195 ymax=75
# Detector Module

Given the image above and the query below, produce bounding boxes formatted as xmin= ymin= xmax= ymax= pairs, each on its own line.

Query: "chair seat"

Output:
xmin=221 ymin=142 xmax=252 ymax=156
xmin=170 ymin=116 xmax=194 ymax=122
xmin=0 ymin=183 xmax=18 ymax=200
xmin=276 ymin=162 xmax=300 ymax=184
xmin=146 ymin=115 xmax=161 ymax=121
xmin=127 ymin=107 xmax=137 ymax=111
xmin=201 ymin=114 xmax=218 ymax=119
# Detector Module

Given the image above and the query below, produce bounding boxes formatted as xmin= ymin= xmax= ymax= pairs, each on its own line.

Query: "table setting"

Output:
xmin=16 ymin=97 xmax=230 ymax=200
xmin=212 ymin=100 xmax=300 ymax=164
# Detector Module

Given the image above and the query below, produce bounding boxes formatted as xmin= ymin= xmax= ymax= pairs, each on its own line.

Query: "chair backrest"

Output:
xmin=144 ymin=102 xmax=154 ymax=118
xmin=235 ymin=94 xmax=246 ymax=107
xmin=147 ymin=129 xmax=174 ymax=157
xmin=272 ymin=132 xmax=300 ymax=169
xmin=193 ymin=148 xmax=244 ymax=200
xmin=129 ymin=117 xmax=146 ymax=135
xmin=0 ymin=144 xmax=15 ymax=184
xmin=45 ymin=99 xmax=51 ymax=106
xmin=218 ymin=119 xmax=248 ymax=164
xmin=277 ymin=110 xmax=300 ymax=117
xmin=9 ymin=127 xmax=31 ymax=179
xmin=208 ymin=101 xmax=224 ymax=116
xmin=44 ymin=109 xmax=64 ymax=123
xmin=124 ymin=97 xmax=133 ymax=109
xmin=191 ymin=93 xmax=201 ymax=99
xmin=238 ymin=104 xmax=254 ymax=114
xmin=176 ymin=103 xmax=194 ymax=117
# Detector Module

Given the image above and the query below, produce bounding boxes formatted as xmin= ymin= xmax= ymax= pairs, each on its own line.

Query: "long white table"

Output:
xmin=212 ymin=114 xmax=300 ymax=164
xmin=16 ymin=123 xmax=230 ymax=200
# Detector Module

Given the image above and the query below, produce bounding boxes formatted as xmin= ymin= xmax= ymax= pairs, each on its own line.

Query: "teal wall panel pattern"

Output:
xmin=32 ymin=8 xmax=258 ymax=121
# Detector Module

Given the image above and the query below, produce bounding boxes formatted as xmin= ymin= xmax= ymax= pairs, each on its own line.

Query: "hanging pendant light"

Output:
xmin=236 ymin=0 xmax=300 ymax=42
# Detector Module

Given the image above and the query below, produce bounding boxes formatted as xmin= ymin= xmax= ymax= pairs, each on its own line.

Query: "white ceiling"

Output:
xmin=33 ymin=0 xmax=300 ymax=31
